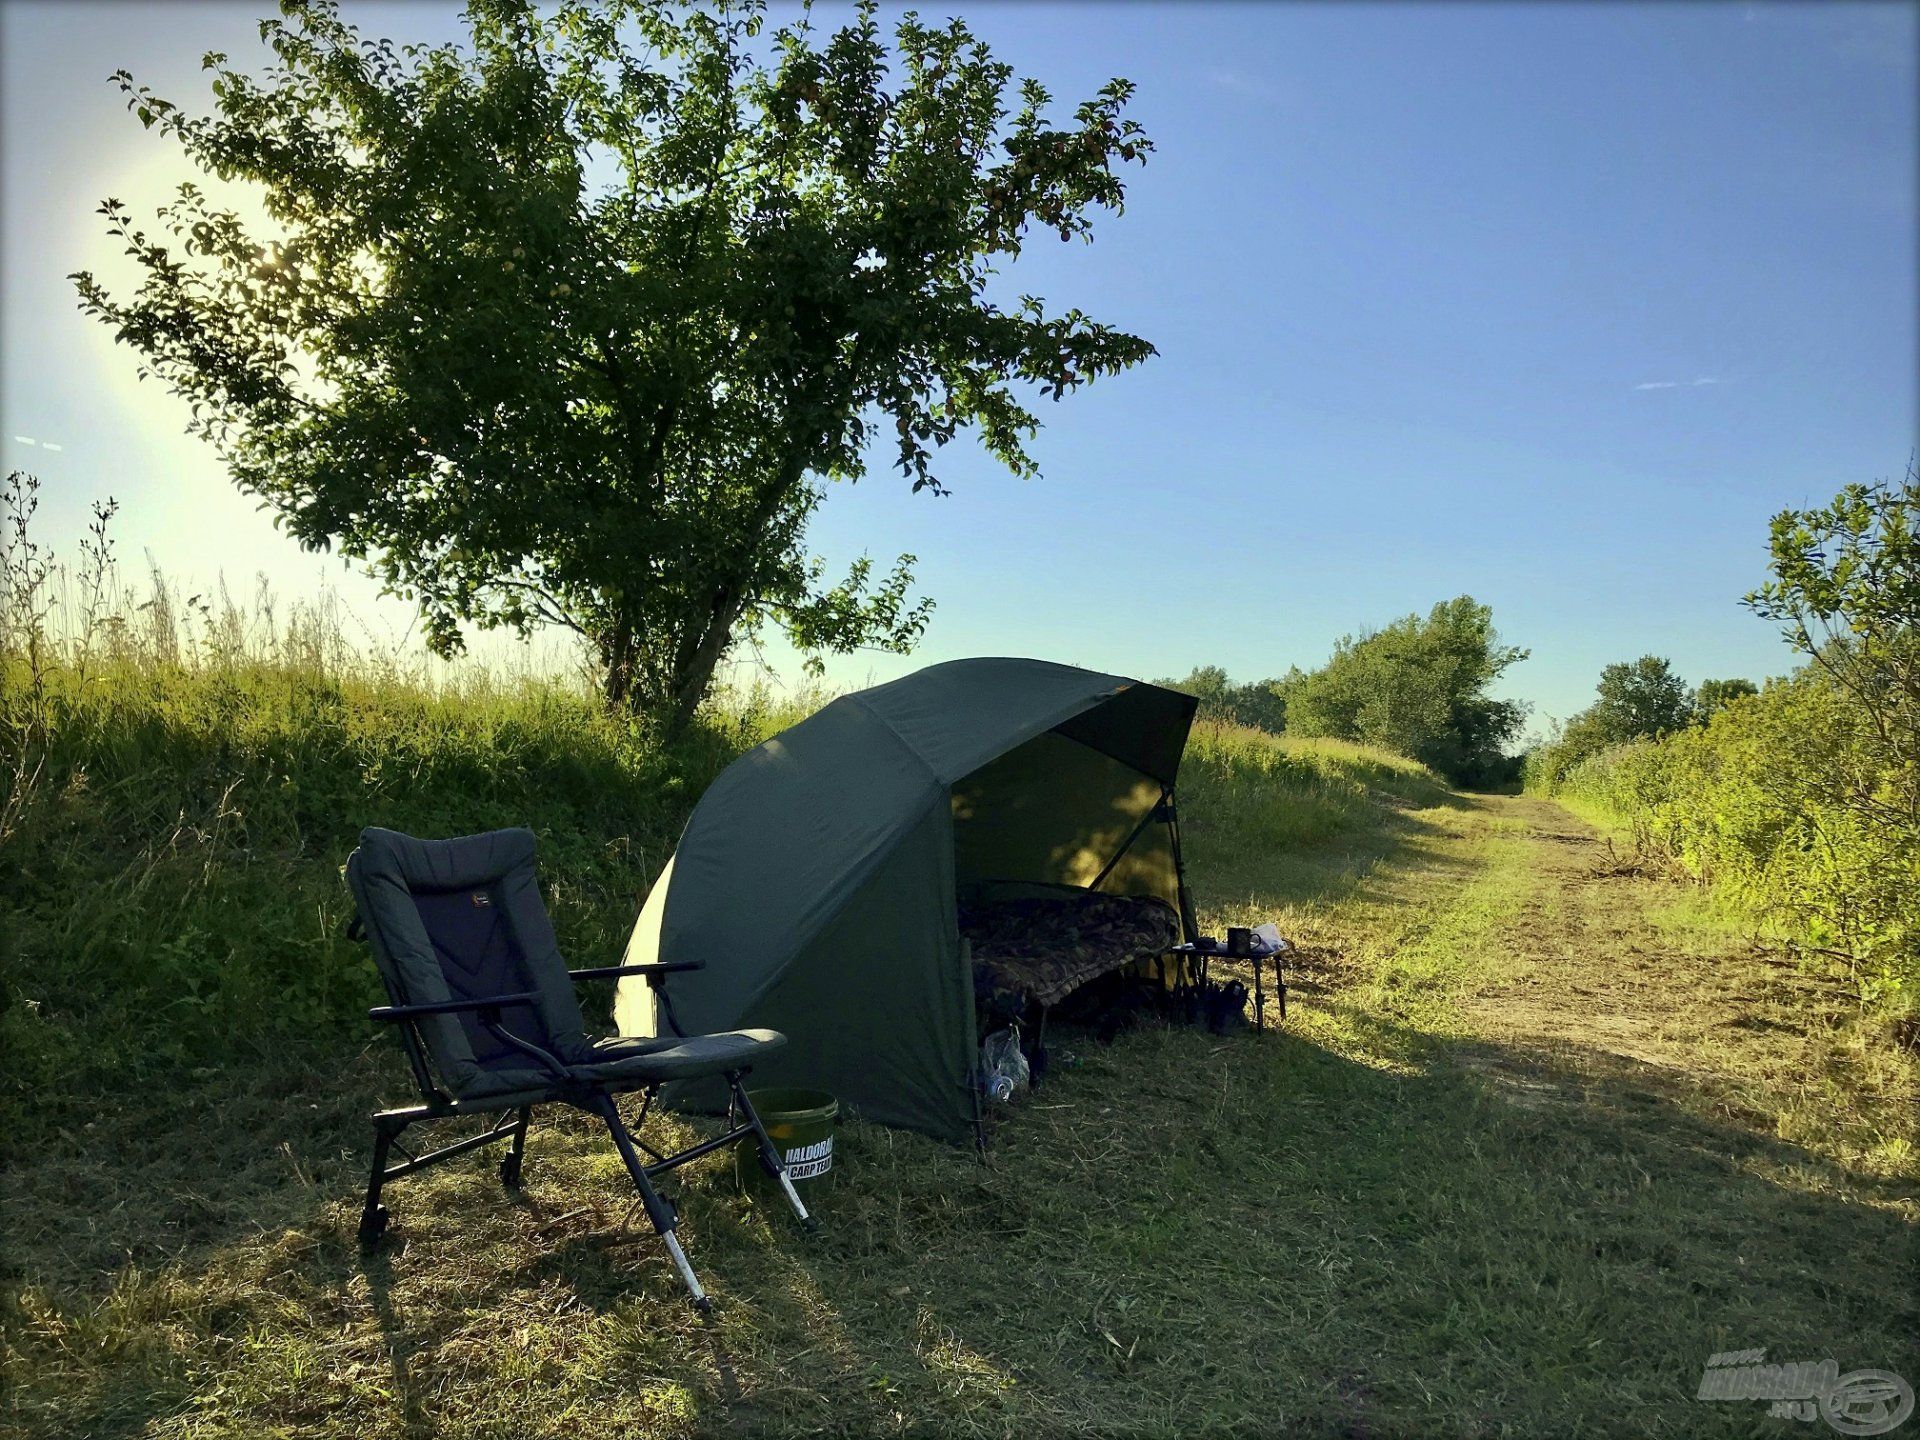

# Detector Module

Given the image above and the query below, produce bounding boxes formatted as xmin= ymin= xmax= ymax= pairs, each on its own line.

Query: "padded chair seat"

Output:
xmin=453 ymin=1030 xmax=790 ymax=1100
xmin=573 ymin=1029 xmax=786 ymax=1083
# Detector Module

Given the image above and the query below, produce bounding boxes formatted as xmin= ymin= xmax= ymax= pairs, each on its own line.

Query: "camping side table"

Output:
xmin=1164 ymin=937 xmax=1291 ymax=1031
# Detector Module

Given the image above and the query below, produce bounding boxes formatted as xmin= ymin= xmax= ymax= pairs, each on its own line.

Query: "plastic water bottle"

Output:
xmin=987 ymin=1074 xmax=1015 ymax=1103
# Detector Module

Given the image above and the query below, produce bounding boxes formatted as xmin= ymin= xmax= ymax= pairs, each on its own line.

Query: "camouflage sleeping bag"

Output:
xmin=961 ymin=891 xmax=1182 ymax=1012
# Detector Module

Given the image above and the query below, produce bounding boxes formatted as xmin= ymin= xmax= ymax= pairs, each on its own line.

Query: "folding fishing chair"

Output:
xmin=344 ymin=825 xmax=813 ymax=1313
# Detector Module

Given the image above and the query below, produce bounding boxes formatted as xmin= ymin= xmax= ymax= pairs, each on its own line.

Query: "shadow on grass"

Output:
xmin=358 ymin=1249 xmax=436 ymax=1440
xmin=661 ymin=1015 xmax=1918 ymax=1437
xmin=8 ymin=1006 xmax=1916 ymax=1439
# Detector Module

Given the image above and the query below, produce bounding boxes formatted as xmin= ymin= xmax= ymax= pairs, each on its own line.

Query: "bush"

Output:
xmin=1527 ymin=655 xmax=1711 ymax=789
xmin=1529 ymin=466 xmax=1920 ymax=1021
xmin=1543 ymin=674 xmax=1915 ymax=1013
xmin=1158 ymin=666 xmax=1290 ymax=733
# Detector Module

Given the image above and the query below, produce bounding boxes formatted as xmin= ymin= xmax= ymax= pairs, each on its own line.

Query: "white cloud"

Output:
xmin=1631 ymin=377 xmax=1723 ymax=391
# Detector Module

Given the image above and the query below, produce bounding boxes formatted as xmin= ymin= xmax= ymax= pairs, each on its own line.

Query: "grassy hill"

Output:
xmin=0 ymin=629 xmax=1436 ymax=1114
xmin=5 ymin=631 xmax=1914 ymax=1437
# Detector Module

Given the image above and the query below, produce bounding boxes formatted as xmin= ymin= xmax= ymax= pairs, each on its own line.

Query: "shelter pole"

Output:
xmin=1087 ymin=799 xmax=1165 ymax=894
xmin=1162 ymin=789 xmax=1199 ymax=941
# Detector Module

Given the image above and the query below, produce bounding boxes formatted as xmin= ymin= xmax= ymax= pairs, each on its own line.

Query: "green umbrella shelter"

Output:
xmin=614 ymin=658 xmax=1199 ymax=1145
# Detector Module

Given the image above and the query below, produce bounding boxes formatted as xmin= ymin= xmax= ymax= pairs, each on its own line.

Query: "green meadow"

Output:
xmin=4 ymin=599 xmax=1913 ymax=1438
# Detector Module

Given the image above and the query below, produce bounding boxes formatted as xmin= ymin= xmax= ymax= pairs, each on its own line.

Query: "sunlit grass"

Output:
xmin=4 ymin=560 xmax=1915 ymax=1438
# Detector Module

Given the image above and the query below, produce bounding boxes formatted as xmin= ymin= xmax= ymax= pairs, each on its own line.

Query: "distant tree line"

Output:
xmin=1162 ymin=595 xmax=1529 ymax=788
xmin=1162 ymin=665 xmax=1292 ymax=734
xmin=1526 ymin=657 xmax=1758 ymax=789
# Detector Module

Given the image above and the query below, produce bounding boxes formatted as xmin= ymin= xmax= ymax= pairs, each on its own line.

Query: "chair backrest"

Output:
xmin=346 ymin=827 xmax=588 ymax=1097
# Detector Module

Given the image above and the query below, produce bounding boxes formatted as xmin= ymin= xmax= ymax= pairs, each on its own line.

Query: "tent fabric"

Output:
xmin=615 ymin=658 xmax=1197 ymax=1144
xmin=951 ymin=729 xmax=1178 ymax=906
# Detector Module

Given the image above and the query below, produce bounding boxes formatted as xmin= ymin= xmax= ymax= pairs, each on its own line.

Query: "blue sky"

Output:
xmin=3 ymin=1 xmax=1914 ymax=730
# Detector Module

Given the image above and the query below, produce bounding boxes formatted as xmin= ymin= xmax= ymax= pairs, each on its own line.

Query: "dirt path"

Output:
xmin=1455 ymin=793 xmax=1915 ymax=1194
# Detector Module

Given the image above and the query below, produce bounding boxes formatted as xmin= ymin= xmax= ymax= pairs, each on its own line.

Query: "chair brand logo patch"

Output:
xmin=471 ymin=892 xmax=491 ymax=907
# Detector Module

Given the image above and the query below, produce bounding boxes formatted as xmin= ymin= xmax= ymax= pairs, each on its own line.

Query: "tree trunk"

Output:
xmin=652 ymin=443 xmax=815 ymax=740
xmin=603 ymin=439 xmax=816 ymax=740
xmin=599 ymin=618 xmax=637 ymax=711
xmin=659 ymin=589 xmax=746 ymax=742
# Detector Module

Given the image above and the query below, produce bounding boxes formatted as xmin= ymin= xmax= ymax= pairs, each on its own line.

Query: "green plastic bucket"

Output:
xmin=738 ymin=1087 xmax=838 ymax=1189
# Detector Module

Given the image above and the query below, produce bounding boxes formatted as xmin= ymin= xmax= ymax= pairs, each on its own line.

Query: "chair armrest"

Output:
xmin=369 ymin=990 xmax=540 ymax=1023
xmin=567 ymin=961 xmax=705 ymax=984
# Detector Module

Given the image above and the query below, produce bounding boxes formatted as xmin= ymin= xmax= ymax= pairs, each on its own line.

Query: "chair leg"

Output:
xmin=360 ymin=1115 xmax=399 ymax=1245
xmin=500 ymin=1105 xmax=530 ymax=1188
xmin=592 ymin=1095 xmax=712 ymax=1315
xmin=728 ymin=1074 xmax=817 ymax=1234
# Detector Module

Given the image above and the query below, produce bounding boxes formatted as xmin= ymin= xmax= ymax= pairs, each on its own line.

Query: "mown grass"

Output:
xmin=1526 ymin=672 xmax=1920 ymax=1028
xmin=5 ymin=618 xmax=1917 ymax=1436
